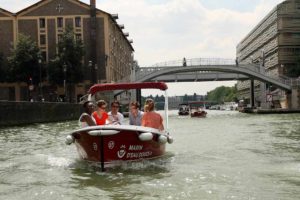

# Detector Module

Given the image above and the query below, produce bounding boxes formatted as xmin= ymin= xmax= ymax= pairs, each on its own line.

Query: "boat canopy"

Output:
xmin=89 ymin=82 xmax=168 ymax=95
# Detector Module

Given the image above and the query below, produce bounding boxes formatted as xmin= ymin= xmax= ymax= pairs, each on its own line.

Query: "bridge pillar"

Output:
xmin=260 ymin=82 xmax=269 ymax=109
xmin=289 ymin=87 xmax=300 ymax=109
xmin=250 ymin=79 xmax=255 ymax=108
xmin=136 ymin=89 xmax=142 ymax=108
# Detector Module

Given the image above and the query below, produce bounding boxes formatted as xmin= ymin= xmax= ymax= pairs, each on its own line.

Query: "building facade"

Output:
xmin=0 ymin=0 xmax=134 ymax=101
xmin=236 ymin=0 xmax=300 ymax=108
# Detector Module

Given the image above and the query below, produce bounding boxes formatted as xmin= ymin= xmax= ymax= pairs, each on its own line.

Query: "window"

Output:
xmin=57 ymin=17 xmax=63 ymax=28
xmin=75 ymin=17 xmax=81 ymax=27
xmin=39 ymin=18 xmax=45 ymax=29
xmin=40 ymin=34 xmax=46 ymax=45
xmin=75 ymin=34 xmax=82 ymax=41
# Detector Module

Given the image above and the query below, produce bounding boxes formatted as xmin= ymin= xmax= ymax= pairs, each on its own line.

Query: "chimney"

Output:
xmin=90 ymin=0 xmax=96 ymax=8
xmin=90 ymin=0 xmax=97 ymax=84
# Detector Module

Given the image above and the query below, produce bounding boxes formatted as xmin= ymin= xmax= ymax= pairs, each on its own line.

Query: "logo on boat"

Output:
xmin=117 ymin=145 xmax=126 ymax=158
xmin=93 ymin=143 xmax=97 ymax=151
xmin=108 ymin=141 xmax=115 ymax=149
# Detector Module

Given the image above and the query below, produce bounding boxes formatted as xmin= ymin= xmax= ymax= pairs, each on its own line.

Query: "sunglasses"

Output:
xmin=112 ymin=105 xmax=119 ymax=108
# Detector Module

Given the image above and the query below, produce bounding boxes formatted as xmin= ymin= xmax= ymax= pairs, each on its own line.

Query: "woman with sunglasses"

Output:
xmin=92 ymin=100 xmax=109 ymax=125
xmin=108 ymin=100 xmax=124 ymax=125
xmin=141 ymin=98 xmax=164 ymax=131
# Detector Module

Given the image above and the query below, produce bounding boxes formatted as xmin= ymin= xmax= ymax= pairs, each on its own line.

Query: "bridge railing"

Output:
xmin=133 ymin=58 xmax=298 ymax=89
xmin=150 ymin=58 xmax=236 ymax=67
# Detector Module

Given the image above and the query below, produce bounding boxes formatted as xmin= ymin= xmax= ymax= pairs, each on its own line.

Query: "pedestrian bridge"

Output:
xmin=132 ymin=58 xmax=293 ymax=91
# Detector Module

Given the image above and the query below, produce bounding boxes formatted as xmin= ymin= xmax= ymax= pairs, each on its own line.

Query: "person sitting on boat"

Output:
xmin=108 ymin=100 xmax=124 ymax=125
xmin=92 ymin=100 xmax=109 ymax=125
xmin=141 ymin=98 xmax=164 ymax=131
xmin=79 ymin=100 xmax=96 ymax=128
xmin=129 ymin=101 xmax=144 ymax=126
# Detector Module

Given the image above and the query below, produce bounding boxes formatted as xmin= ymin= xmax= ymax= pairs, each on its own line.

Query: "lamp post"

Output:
xmin=63 ymin=63 xmax=67 ymax=102
xmin=38 ymin=58 xmax=43 ymax=101
xmin=88 ymin=60 xmax=94 ymax=84
xmin=95 ymin=64 xmax=98 ymax=83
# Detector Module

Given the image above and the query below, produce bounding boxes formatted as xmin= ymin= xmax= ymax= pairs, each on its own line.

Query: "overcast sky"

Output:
xmin=1 ymin=0 xmax=284 ymax=96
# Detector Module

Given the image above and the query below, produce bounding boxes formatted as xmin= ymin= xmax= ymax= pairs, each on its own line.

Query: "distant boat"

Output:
xmin=178 ymin=103 xmax=190 ymax=115
xmin=190 ymin=108 xmax=207 ymax=118
xmin=189 ymin=102 xmax=207 ymax=118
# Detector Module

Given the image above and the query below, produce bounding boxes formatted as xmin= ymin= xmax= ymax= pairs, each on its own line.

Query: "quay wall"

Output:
xmin=0 ymin=101 xmax=82 ymax=126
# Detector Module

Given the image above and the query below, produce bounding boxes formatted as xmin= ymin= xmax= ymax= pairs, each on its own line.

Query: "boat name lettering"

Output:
xmin=129 ymin=145 xmax=143 ymax=151
xmin=126 ymin=151 xmax=152 ymax=158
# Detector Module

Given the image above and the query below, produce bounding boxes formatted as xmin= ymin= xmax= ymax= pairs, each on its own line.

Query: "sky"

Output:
xmin=1 ymin=0 xmax=285 ymax=96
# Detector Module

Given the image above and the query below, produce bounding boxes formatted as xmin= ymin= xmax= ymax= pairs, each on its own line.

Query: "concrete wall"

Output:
xmin=0 ymin=101 xmax=82 ymax=126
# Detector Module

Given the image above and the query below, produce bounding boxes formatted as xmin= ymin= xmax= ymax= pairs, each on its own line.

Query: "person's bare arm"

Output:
xmin=82 ymin=115 xmax=96 ymax=126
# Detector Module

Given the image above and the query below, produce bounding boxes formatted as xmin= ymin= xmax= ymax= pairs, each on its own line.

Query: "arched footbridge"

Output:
xmin=132 ymin=58 xmax=293 ymax=91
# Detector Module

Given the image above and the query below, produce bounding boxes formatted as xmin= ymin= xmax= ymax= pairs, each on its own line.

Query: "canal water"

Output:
xmin=1 ymin=110 xmax=300 ymax=200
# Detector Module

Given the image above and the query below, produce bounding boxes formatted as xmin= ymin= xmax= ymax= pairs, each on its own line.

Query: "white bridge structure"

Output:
xmin=132 ymin=58 xmax=295 ymax=91
xmin=119 ymin=58 xmax=300 ymax=109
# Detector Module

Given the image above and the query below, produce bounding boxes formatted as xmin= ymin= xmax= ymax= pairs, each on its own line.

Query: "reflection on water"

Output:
xmin=0 ymin=111 xmax=300 ymax=199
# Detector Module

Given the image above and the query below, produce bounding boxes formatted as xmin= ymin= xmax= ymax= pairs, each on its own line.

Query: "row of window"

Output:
xmin=39 ymin=17 xmax=82 ymax=29
xmin=39 ymin=33 xmax=82 ymax=46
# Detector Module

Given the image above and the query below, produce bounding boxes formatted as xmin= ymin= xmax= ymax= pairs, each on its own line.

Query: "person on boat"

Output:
xmin=92 ymin=100 xmax=109 ymax=125
xmin=141 ymin=98 xmax=164 ymax=131
xmin=108 ymin=100 xmax=124 ymax=125
xmin=129 ymin=101 xmax=144 ymax=126
xmin=79 ymin=100 xmax=96 ymax=128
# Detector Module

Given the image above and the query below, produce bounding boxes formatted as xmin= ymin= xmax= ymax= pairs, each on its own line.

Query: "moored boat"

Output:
xmin=178 ymin=103 xmax=190 ymax=115
xmin=65 ymin=82 xmax=173 ymax=170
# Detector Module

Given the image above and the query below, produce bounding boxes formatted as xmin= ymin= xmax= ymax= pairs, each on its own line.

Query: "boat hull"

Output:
xmin=178 ymin=111 xmax=189 ymax=116
xmin=68 ymin=125 xmax=171 ymax=168
xmin=191 ymin=111 xmax=207 ymax=118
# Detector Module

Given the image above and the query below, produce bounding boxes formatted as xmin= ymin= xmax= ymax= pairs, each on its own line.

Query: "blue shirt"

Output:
xmin=129 ymin=111 xmax=144 ymax=126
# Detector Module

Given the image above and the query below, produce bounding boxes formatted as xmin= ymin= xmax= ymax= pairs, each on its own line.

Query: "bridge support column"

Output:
xmin=136 ymin=89 xmax=142 ymax=108
xmin=260 ymin=82 xmax=268 ymax=109
xmin=289 ymin=87 xmax=300 ymax=109
xmin=250 ymin=79 xmax=255 ymax=108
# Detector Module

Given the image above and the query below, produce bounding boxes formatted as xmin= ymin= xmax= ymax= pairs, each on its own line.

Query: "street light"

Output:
xmin=63 ymin=63 xmax=67 ymax=102
xmin=95 ymin=64 xmax=98 ymax=83
xmin=38 ymin=58 xmax=43 ymax=101
xmin=88 ymin=60 xmax=94 ymax=84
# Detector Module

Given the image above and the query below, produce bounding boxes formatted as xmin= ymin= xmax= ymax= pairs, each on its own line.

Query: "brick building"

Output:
xmin=236 ymin=0 xmax=300 ymax=108
xmin=0 ymin=0 xmax=134 ymax=101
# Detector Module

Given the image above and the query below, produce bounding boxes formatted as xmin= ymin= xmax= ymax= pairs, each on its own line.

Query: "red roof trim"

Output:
xmin=89 ymin=82 xmax=168 ymax=95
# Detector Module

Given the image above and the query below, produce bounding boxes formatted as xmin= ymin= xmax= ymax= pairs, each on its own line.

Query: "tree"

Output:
xmin=49 ymin=27 xmax=84 ymax=84
xmin=183 ymin=94 xmax=188 ymax=102
xmin=8 ymin=34 xmax=42 ymax=84
xmin=48 ymin=27 xmax=84 ymax=102
xmin=206 ymin=85 xmax=237 ymax=103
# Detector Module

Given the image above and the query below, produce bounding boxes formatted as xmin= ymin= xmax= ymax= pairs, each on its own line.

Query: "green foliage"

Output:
xmin=8 ymin=34 xmax=42 ymax=84
xmin=206 ymin=85 xmax=237 ymax=103
xmin=48 ymin=57 xmax=64 ymax=85
xmin=48 ymin=26 xmax=84 ymax=85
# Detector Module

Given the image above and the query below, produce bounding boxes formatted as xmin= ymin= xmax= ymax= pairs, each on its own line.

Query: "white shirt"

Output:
xmin=78 ymin=113 xmax=96 ymax=128
xmin=108 ymin=112 xmax=124 ymax=125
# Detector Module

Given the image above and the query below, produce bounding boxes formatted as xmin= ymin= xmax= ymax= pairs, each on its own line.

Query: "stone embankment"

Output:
xmin=0 ymin=101 xmax=82 ymax=126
